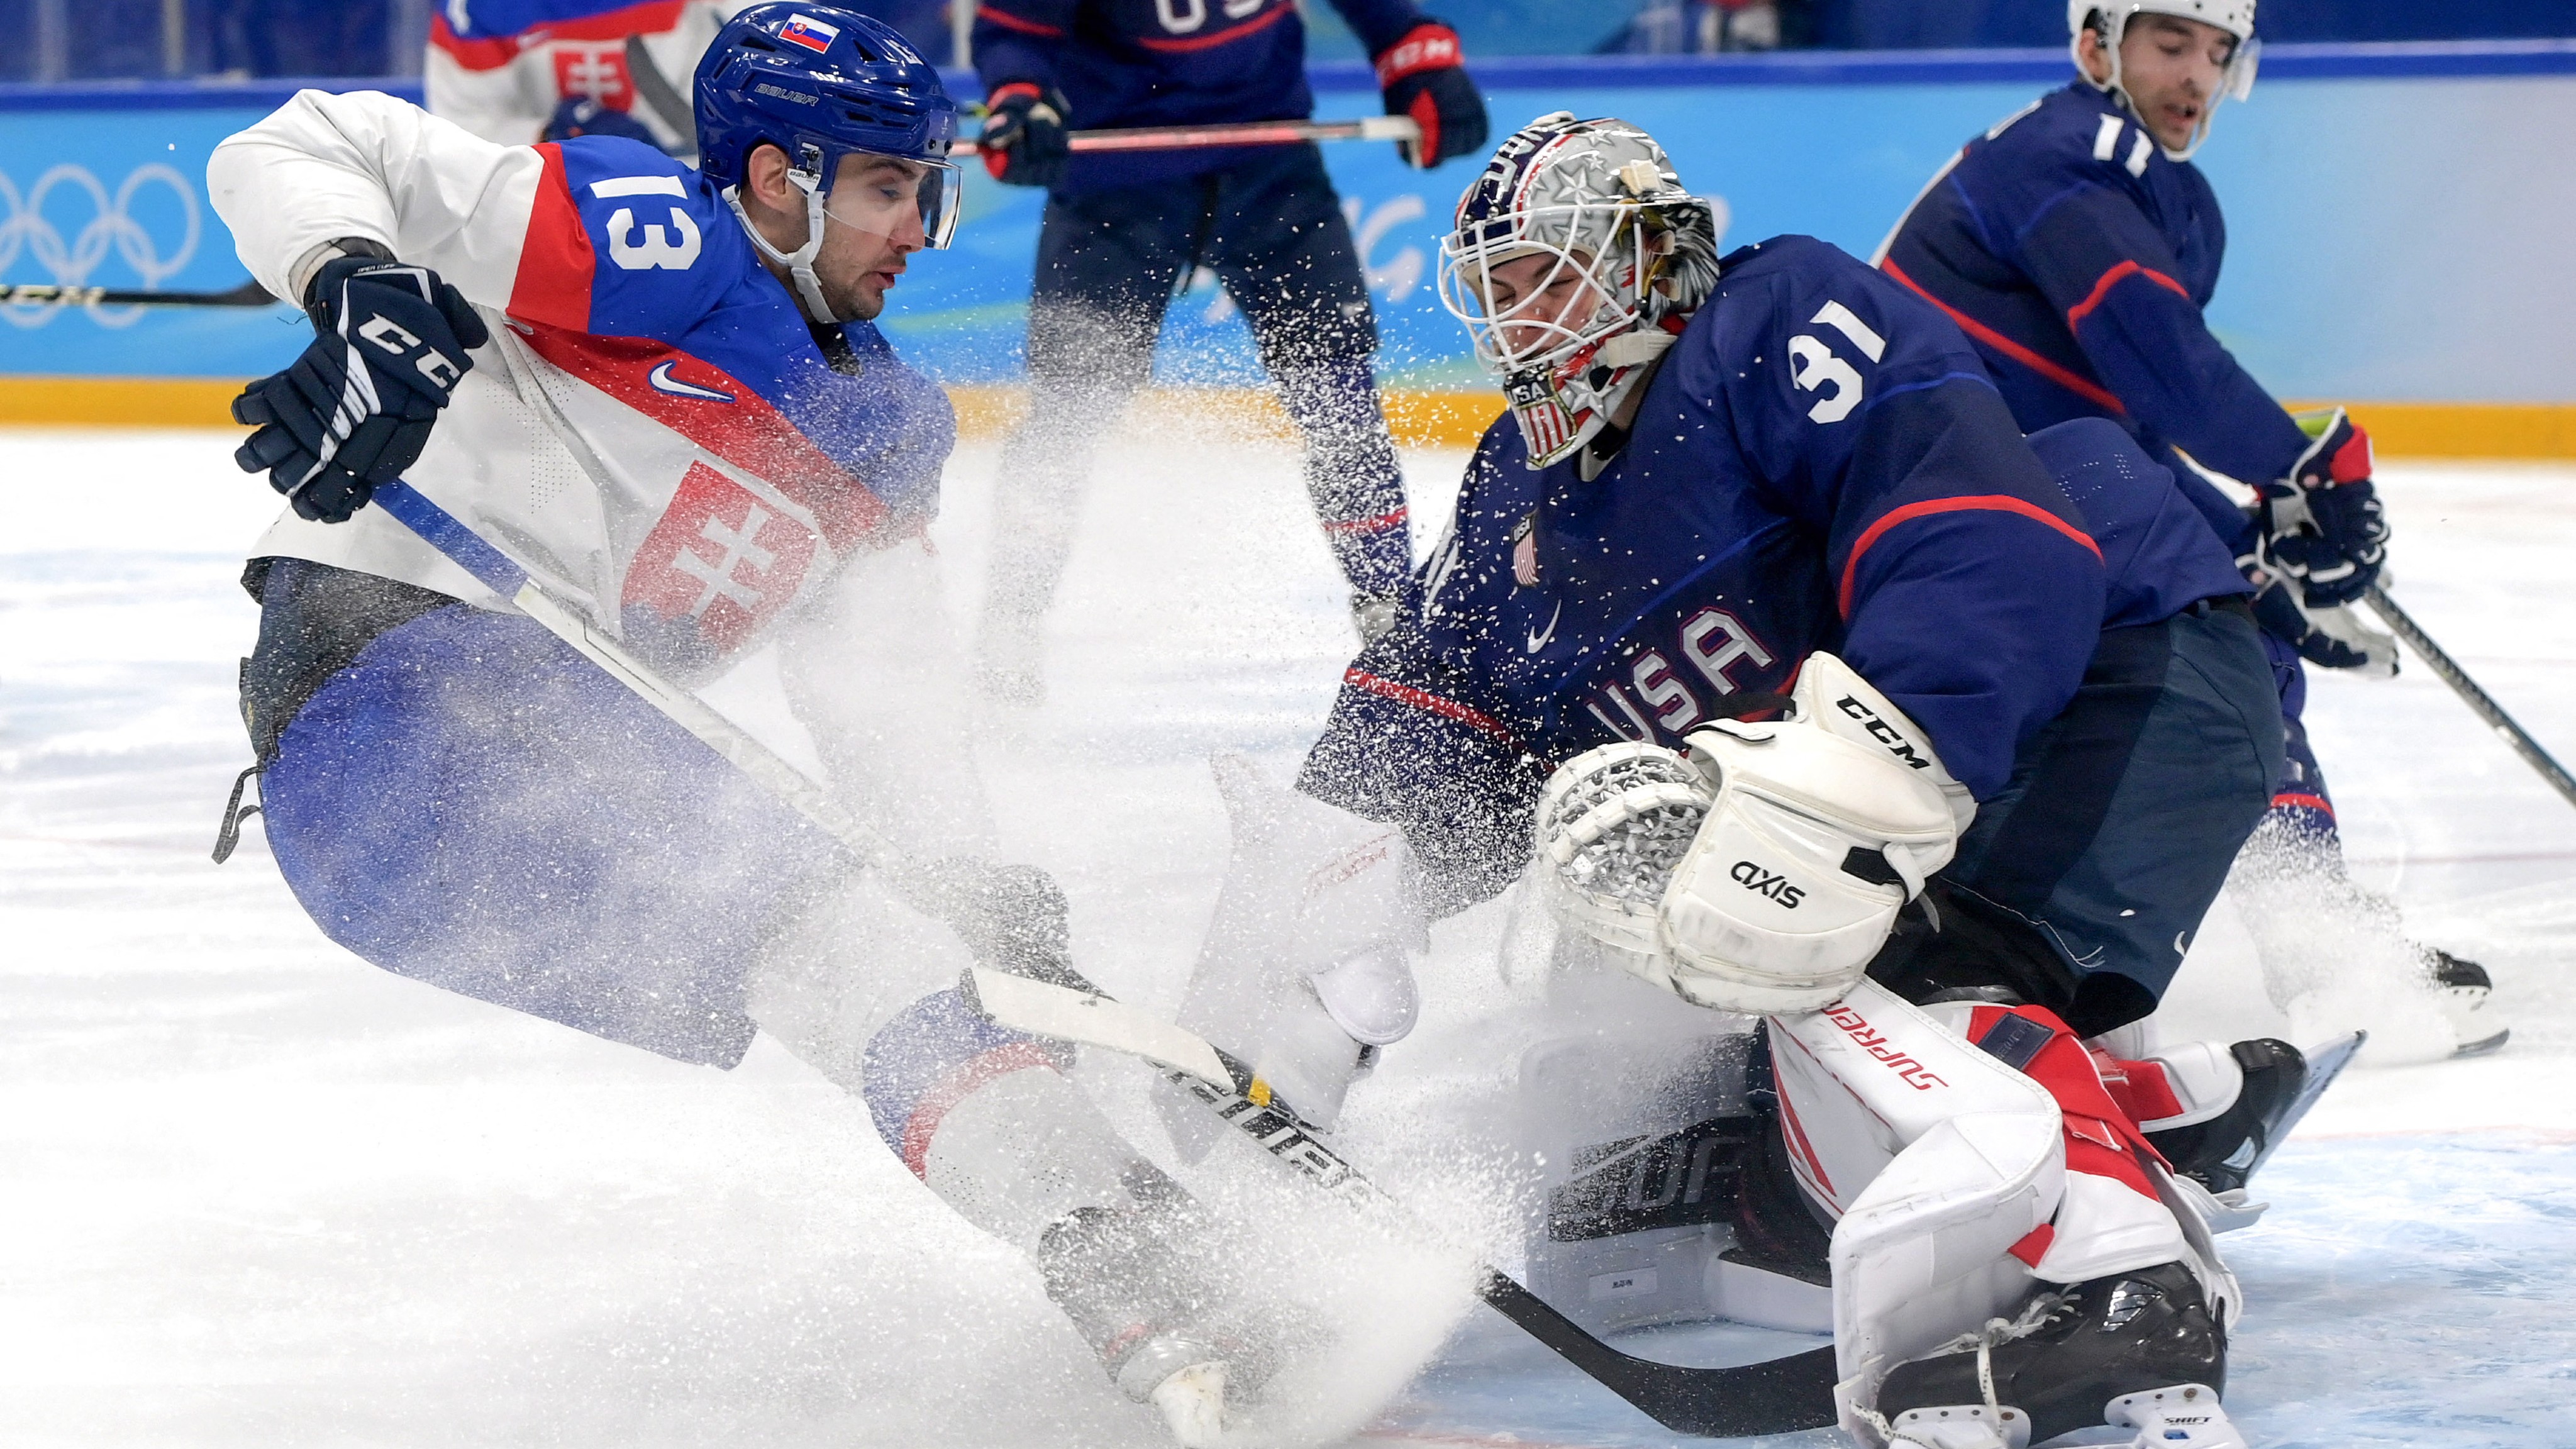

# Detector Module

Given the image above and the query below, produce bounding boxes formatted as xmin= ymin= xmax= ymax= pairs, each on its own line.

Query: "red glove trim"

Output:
xmin=2328 ymin=423 xmax=2373 ymax=484
xmin=985 ymin=80 xmax=1045 ymax=107
xmin=1375 ymin=22 xmax=1464 ymax=86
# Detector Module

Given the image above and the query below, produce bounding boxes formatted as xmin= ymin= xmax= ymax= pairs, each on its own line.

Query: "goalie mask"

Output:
xmin=2070 ymin=1 xmax=2260 ymax=160
xmin=1438 ymin=113 xmax=1723 ymax=469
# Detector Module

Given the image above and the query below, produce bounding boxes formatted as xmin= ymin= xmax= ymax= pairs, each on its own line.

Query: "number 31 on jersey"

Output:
xmin=1789 ymin=301 xmax=1885 ymax=424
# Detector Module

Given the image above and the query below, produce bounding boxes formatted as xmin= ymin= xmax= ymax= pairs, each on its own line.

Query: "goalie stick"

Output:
xmin=958 ymin=966 xmax=1840 ymax=1438
xmin=2363 ymin=584 xmax=2576 ymax=812
xmin=365 ymin=479 xmax=1838 ymax=1438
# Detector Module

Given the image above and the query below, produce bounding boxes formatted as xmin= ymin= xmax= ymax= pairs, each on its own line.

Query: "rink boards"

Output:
xmin=1 ymin=43 xmax=2573 ymax=450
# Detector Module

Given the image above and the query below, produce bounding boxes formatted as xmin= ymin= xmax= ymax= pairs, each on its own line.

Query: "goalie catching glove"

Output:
xmin=1536 ymin=653 xmax=1968 ymax=1014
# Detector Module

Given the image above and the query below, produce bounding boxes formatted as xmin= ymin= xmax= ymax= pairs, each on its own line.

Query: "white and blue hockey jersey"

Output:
xmin=209 ymin=88 xmax=955 ymax=679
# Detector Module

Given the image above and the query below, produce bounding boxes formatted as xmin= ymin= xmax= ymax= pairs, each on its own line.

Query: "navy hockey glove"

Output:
xmin=2241 ymin=552 xmax=2390 ymax=673
xmin=231 ymin=253 xmax=488 ymax=525
xmin=543 ymin=96 xmax=663 ymax=149
xmin=2262 ymin=408 xmax=2389 ymax=607
xmin=1375 ymin=21 xmax=1487 ymax=169
xmin=978 ymin=83 xmax=1069 ymax=189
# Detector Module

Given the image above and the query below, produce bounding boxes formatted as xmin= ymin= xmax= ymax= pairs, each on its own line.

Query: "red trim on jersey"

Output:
xmin=975 ymin=3 xmax=1066 ymax=37
xmin=1343 ymin=667 xmax=1515 ymax=745
xmin=430 ymin=0 xmax=691 ymax=70
xmin=1321 ymin=506 xmax=1409 ymax=536
xmin=898 ymin=1040 xmax=1060 ymax=1177
xmin=515 ymin=325 xmax=894 ymax=550
xmin=1135 ymin=1 xmax=1292 ymax=52
xmin=1880 ymin=257 xmax=2127 ymax=414
xmin=2065 ymin=258 xmax=2192 ymax=331
xmin=508 ymin=145 xmax=596 ymax=334
xmin=1837 ymin=495 xmax=2102 ymax=616
xmin=2272 ymin=791 xmax=2335 ymax=818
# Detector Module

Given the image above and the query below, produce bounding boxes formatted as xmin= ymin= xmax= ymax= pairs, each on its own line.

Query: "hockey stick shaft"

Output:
xmin=2 ymin=279 xmax=275 ymax=308
xmin=959 ymin=967 xmax=1838 ymax=1438
xmin=952 ymin=114 xmax=1417 ymax=158
xmin=2363 ymin=584 xmax=2576 ymax=810
xmin=369 ymin=480 xmax=1833 ymax=1437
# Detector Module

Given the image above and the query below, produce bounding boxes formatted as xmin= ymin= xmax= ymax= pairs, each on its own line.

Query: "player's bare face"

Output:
xmin=813 ymin=155 xmax=930 ymax=321
xmin=2086 ymin=14 xmax=2234 ymax=152
xmin=1482 ymin=250 xmax=1606 ymax=360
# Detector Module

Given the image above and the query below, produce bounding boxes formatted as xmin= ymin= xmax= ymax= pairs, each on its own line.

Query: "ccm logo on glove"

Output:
xmin=357 ymin=315 xmax=463 ymax=389
xmin=1833 ymin=693 xmax=1934 ymax=771
xmin=1730 ymin=859 xmax=1804 ymax=908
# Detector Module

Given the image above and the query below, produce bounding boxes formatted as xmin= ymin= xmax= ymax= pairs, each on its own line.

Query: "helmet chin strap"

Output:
xmin=2076 ymin=14 xmax=2224 ymax=161
xmin=724 ymin=172 xmax=841 ymax=325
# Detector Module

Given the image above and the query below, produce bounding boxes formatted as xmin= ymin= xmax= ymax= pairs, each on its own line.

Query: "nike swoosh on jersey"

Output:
xmin=648 ymin=360 xmax=735 ymax=402
xmin=1526 ymin=599 xmax=1563 ymax=654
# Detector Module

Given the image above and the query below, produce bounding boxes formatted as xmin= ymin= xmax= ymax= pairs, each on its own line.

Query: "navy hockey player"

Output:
xmin=214 ymin=8 xmax=1291 ymax=1442
xmin=1875 ymin=0 xmax=2504 ymax=1055
xmin=965 ymin=0 xmax=1490 ymax=701
xmin=1167 ymin=114 xmax=2292 ymax=1448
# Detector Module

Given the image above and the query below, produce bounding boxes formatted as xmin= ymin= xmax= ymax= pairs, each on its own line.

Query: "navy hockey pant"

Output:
xmin=984 ymin=143 xmax=1413 ymax=626
xmin=1895 ymin=602 xmax=2285 ymax=1036
xmin=257 ymin=602 xmax=830 ymax=1067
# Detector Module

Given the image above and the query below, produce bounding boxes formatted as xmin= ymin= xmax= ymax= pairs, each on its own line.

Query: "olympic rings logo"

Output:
xmin=0 ymin=162 xmax=202 ymax=330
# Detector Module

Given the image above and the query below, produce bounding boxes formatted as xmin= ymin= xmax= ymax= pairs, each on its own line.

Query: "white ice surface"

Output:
xmin=3 ymin=428 xmax=2572 ymax=1448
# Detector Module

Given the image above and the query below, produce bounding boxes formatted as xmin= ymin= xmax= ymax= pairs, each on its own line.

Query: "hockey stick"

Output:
xmin=958 ymin=966 xmax=1840 ymax=1438
xmin=365 ymin=479 xmax=1836 ymax=1438
xmin=952 ymin=114 xmax=1418 ymax=158
xmin=2363 ymin=584 xmax=2576 ymax=811
xmin=2 ymin=279 xmax=275 ymax=309
xmin=623 ymin=33 xmax=701 ymax=162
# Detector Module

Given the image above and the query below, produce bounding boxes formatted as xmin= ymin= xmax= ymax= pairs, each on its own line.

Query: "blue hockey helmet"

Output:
xmin=695 ymin=4 xmax=961 ymax=244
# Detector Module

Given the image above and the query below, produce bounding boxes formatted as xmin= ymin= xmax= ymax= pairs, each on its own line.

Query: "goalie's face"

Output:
xmin=1482 ymin=250 xmax=1611 ymax=359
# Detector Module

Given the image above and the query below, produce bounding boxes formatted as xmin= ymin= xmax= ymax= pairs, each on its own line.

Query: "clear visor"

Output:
xmin=1436 ymin=204 xmax=1644 ymax=377
xmin=817 ymin=154 xmax=963 ymax=250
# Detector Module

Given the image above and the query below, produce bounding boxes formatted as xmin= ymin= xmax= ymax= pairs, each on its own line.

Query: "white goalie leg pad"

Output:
xmin=1162 ymin=755 xmax=1426 ymax=1153
xmin=1763 ymin=982 xmax=2066 ymax=1443
xmin=1658 ymin=696 xmax=1959 ymax=1013
xmin=2119 ymin=1040 xmax=2246 ymax=1131
xmin=1790 ymin=652 xmax=1977 ymax=835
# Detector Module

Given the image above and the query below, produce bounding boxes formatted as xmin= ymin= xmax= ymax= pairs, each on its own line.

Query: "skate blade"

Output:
xmin=2451 ymin=1026 xmax=2511 ymax=1058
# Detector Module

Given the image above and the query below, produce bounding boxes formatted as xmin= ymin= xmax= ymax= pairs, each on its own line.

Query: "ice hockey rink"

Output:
xmin=4 ymin=425 xmax=2572 ymax=1449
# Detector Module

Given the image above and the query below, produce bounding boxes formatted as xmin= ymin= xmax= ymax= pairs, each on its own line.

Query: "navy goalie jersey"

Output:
xmin=1299 ymin=235 xmax=2244 ymax=911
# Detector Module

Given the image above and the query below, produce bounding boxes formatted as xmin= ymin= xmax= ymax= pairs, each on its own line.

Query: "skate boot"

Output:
xmin=2427 ymin=949 xmax=2509 ymax=1057
xmin=1874 ymin=1262 xmax=2231 ymax=1448
xmin=2141 ymin=1039 xmax=2306 ymax=1196
xmin=1035 ymin=1199 xmax=1283 ymax=1446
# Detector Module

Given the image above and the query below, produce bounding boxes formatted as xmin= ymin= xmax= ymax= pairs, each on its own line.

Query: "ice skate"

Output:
xmin=2428 ymin=950 xmax=2509 ymax=1057
xmin=2141 ymin=1038 xmax=2307 ymax=1196
xmin=1035 ymin=1199 xmax=1288 ymax=1445
xmin=1875 ymin=1262 xmax=2233 ymax=1448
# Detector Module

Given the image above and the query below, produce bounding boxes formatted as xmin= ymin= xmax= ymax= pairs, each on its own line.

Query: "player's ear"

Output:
xmin=745 ymin=142 xmax=791 ymax=208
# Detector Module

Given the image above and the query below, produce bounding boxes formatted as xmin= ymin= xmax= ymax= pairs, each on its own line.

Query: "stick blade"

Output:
xmin=964 ymin=967 xmax=1231 ymax=1084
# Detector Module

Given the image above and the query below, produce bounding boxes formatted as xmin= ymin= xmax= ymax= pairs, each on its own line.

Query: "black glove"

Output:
xmin=232 ymin=253 xmax=489 ymax=524
xmin=2241 ymin=552 xmax=2389 ymax=673
xmin=2262 ymin=407 xmax=2389 ymax=608
xmin=1375 ymin=21 xmax=1487 ymax=168
xmin=543 ymin=96 xmax=665 ymax=149
xmin=978 ymin=82 xmax=1069 ymax=189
